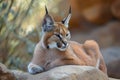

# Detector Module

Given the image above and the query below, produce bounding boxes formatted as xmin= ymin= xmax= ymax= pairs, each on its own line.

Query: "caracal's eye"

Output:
xmin=66 ymin=31 xmax=70 ymax=37
xmin=66 ymin=33 xmax=69 ymax=37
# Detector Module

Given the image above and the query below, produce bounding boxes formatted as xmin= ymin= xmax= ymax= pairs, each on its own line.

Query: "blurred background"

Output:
xmin=0 ymin=0 xmax=120 ymax=79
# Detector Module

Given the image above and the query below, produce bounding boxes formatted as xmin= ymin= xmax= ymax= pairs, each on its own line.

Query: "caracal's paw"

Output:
xmin=27 ymin=63 xmax=44 ymax=74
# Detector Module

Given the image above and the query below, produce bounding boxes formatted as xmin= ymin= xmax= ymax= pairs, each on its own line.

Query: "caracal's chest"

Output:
xmin=45 ymin=47 xmax=76 ymax=61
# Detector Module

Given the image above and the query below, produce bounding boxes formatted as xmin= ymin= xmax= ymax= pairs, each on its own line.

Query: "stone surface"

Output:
xmin=52 ymin=0 xmax=114 ymax=30
xmin=70 ymin=0 xmax=113 ymax=24
xmin=71 ymin=21 xmax=120 ymax=48
xmin=109 ymin=78 xmax=120 ymax=80
xmin=12 ymin=65 xmax=108 ymax=80
xmin=111 ymin=0 xmax=120 ymax=19
xmin=1 ymin=63 xmax=120 ymax=80
xmin=101 ymin=47 xmax=120 ymax=79
xmin=0 ymin=63 xmax=16 ymax=80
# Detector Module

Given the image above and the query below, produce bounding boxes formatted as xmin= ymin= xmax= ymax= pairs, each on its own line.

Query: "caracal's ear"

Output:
xmin=61 ymin=6 xmax=71 ymax=28
xmin=42 ymin=6 xmax=54 ymax=32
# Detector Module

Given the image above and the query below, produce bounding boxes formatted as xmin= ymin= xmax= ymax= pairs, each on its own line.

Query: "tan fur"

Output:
xmin=30 ymin=22 xmax=107 ymax=74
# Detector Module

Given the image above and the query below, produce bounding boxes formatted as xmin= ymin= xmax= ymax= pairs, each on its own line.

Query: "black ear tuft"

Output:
xmin=69 ymin=6 xmax=71 ymax=14
xmin=42 ymin=6 xmax=54 ymax=32
xmin=61 ymin=6 xmax=72 ymax=28
xmin=45 ymin=5 xmax=48 ymax=14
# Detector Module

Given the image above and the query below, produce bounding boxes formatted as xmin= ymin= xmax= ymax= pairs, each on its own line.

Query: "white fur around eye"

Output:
xmin=66 ymin=31 xmax=71 ymax=39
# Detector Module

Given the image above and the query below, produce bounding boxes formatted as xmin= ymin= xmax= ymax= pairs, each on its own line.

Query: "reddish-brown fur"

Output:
xmin=28 ymin=7 xmax=107 ymax=74
xmin=30 ymin=22 xmax=107 ymax=74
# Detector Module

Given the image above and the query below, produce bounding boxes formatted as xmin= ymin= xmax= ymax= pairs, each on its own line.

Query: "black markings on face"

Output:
xmin=54 ymin=33 xmax=67 ymax=47
xmin=55 ymin=34 xmax=62 ymax=41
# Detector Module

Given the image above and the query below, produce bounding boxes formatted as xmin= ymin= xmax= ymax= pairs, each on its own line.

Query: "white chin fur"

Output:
xmin=58 ymin=43 xmax=68 ymax=51
xmin=49 ymin=42 xmax=68 ymax=51
xmin=58 ymin=48 xmax=67 ymax=51
xmin=48 ymin=42 xmax=67 ymax=51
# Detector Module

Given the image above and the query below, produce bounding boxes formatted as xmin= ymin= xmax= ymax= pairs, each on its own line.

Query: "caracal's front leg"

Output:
xmin=27 ymin=63 xmax=44 ymax=74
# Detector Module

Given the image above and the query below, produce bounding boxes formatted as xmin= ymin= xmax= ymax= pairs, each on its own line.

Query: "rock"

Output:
xmin=95 ymin=21 xmax=120 ymax=47
xmin=12 ymin=65 xmax=108 ymax=80
xmin=50 ymin=0 xmax=114 ymax=30
xmin=109 ymin=78 xmax=120 ymax=80
xmin=11 ymin=70 xmax=30 ymax=80
xmin=1 ymin=63 xmax=119 ymax=80
xmin=111 ymin=0 xmax=120 ymax=19
xmin=101 ymin=47 xmax=120 ymax=79
xmin=71 ymin=21 xmax=120 ymax=48
xmin=0 ymin=63 xmax=16 ymax=80
xmin=70 ymin=0 xmax=113 ymax=24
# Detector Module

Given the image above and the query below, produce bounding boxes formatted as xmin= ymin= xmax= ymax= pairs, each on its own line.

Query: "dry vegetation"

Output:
xmin=0 ymin=0 xmax=62 ymax=70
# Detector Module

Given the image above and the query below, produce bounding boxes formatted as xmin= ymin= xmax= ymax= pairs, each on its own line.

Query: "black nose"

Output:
xmin=63 ymin=41 xmax=67 ymax=46
xmin=57 ymin=42 xmax=61 ymax=48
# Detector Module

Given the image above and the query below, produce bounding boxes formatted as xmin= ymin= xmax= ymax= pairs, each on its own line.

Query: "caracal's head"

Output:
xmin=41 ymin=6 xmax=71 ymax=51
